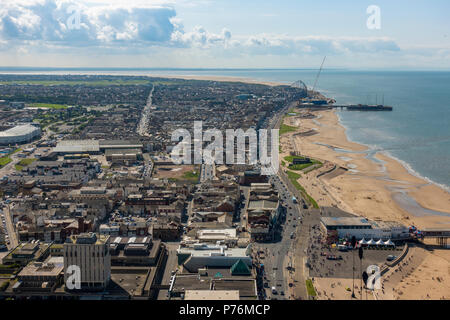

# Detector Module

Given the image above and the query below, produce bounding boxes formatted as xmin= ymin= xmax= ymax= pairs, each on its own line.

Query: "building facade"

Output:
xmin=63 ymin=233 xmax=111 ymax=291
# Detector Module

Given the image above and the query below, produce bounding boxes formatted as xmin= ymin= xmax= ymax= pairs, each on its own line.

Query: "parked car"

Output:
xmin=386 ymin=255 xmax=397 ymax=261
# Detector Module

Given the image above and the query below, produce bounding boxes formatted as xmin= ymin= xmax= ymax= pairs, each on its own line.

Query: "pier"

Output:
xmin=298 ymin=103 xmax=393 ymax=111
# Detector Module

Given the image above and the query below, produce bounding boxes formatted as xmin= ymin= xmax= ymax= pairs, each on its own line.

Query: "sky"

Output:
xmin=0 ymin=0 xmax=449 ymax=69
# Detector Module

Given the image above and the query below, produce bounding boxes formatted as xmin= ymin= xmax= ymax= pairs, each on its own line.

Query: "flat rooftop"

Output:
xmin=54 ymin=140 xmax=100 ymax=153
xmin=18 ymin=261 xmax=64 ymax=277
xmin=177 ymin=244 xmax=250 ymax=258
xmin=66 ymin=233 xmax=109 ymax=245
xmin=248 ymin=200 xmax=278 ymax=210
xmin=184 ymin=290 xmax=239 ymax=300
xmin=0 ymin=124 xmax=40 ymax=137
xmin=320 ymin=216 xmax=372 ymax=228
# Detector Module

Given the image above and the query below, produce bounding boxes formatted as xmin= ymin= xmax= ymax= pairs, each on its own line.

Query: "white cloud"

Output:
xmin=6 ymin=0 xmax=449 ymax=69
xmin=0 ymin=0 xmax=177 ymax=46
xmin=171 ymin=26 xmax=231 ymax=48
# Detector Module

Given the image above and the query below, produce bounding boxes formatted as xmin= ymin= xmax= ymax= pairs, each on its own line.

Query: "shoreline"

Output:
xmin=282 ymin=108 xmax=450 ymax=229
xmin=335 ymin=111 xmax=450 ymax=194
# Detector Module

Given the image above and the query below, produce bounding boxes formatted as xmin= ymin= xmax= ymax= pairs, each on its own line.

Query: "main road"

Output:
xmin=251 ymin=101 xmax=312 ymax=300
xmin=137 ymin=84 xmax=154 ymax=137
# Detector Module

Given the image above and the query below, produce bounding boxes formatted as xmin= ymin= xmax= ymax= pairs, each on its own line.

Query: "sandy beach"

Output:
xmin=279 ymin=107 xmax=450 ymax=300
xmin=281 ymin=108 xmax=450 ymax=229
xmin=146 ymin=74 xmax=283 ymax=87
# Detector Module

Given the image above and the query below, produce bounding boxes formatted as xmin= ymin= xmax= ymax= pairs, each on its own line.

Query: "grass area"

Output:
xmin=0 ymin=79 xmax=151 ymax=86
xmin=288 ymin=163 xmax=313 ymax=171
xmin=279 ymin=123 xmax=297 ymax=135
xmin=284 ymin=155 xmax=322 ymax=171
xmin=0 ymin=156 xmax=12 ymax=168
xmin=182 ymin=170 xmax=200 ymax=181
xmin=281 ymin=160 xmax=286 ymax=167
xmin=29 ymin=103 xmax=67 ymax=109
xmin=14 ymin=158 xmax=36 ymax=171
xmin=305 ymin=279 xmax=317 ymax=297
xmin=286 ymin=170 xmax=319 ymax=209
xmin=286 ymin=170 xmax=301 ymax=181
xmin=284 ymin=155 xmax=308 ymax=163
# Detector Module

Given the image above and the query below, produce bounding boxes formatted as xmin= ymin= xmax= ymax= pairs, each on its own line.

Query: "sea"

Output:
xmin=1 ymin=68 xmax=450 ymax=192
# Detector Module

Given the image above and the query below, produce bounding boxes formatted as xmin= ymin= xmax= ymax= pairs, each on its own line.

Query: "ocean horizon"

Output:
xmin=1 ymin=68 xmax=449 ymax=192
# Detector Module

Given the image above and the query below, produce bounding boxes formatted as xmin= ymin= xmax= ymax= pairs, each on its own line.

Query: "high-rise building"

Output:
xmin=63 ymin=232 xmax=111 ymax=291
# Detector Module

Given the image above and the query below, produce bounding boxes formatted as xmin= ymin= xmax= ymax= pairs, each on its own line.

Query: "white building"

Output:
xmin=0 ymin=124 xmax=41 ymax=145
xmin=64 ymin=233 xmax=111 ymax=291
xmin=320 ymin=217 xmax=410 ymax=240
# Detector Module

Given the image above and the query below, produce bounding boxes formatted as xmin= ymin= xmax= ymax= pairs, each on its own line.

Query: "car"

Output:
xmin=386 ymin=255 xmax=397 ymax=261
xmin=288 ymin=283 xmax=293 ymax=287
xmin=280 ymin=291 xmax=285 ymax=296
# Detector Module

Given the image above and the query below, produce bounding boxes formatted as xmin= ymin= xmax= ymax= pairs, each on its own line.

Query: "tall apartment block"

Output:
xmin=64 ymin=233 xmax=111 ymax=291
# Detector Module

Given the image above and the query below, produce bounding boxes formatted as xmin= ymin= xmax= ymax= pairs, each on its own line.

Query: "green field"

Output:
xmin=29 ymin=103 xmax=67 ymax=109
xmin=305 ymin=279 xmax=317 ymax=297
xmin=286 ymin=170 xmax=319 ymax=209
xmin=284 ymin=155 xmax=308 ymax=163
xmin=0 ymin=156 xmax=12 ymax=168
xmin=183 ymin=170 xmax=200 ymax=181
xmin=284 ymin=155 xmax=322 ymax=171
xmin=280 ymin=123 xmax=297 ymax=135
xmin=14 ymin=158 xmax=36 ymax=171
xmin=0 ymin=79 xmax=152 ymax=86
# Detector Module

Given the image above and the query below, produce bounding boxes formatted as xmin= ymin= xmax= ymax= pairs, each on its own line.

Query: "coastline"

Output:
xmin=335 ymin=112 xmax=450 ymax=194
xmin=3 ymin=70 xmax=449 ymax=221
xmin=280 ymin=107 xmax=450 ymax=300
xmin=282 ymin=108 xmax=450 ymax=229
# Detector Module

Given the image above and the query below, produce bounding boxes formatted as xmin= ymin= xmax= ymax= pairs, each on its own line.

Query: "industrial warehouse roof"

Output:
xmin=105 ymin=148 xmax=142 ymax=156
xmin=54 ymin=139 xmax=143 ymax=153
xmin=99 ymin=140 xmax=143 ymax=149
xmin=54 ymin=139 xmax=100 ymax=153
xmin=0 ymin=124 xmax=40 ymax=137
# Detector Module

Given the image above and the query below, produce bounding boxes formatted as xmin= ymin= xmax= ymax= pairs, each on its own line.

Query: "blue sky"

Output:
xmin=0 ymin=0 xmax=449 ymax=69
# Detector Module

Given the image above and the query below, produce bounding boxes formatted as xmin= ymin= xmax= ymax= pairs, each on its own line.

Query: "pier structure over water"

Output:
xmin=298 ymin=102 xmax=393 ymax=111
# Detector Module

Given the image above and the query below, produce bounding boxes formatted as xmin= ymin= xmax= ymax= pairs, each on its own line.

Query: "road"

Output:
xmin=200 ymin=153 xmax=216 ymax=182
xmin=142 ymin=153 xmax=153 ymax=179
xmin=200 ymin=163 xmax=215 ymax=182
xmin=252 ymin=173 xmax=306 ymax=300
xmin=137 ymin=85 xmax=154 ymax=136
xmin=253 ymin=101 xmax=314 ymax=300
xmin=2 ymin=203 xmax=18 ymax=249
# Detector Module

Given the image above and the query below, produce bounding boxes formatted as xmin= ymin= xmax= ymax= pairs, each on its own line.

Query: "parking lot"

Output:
xmin=306 ymin=225 xmax=405 ymax=279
